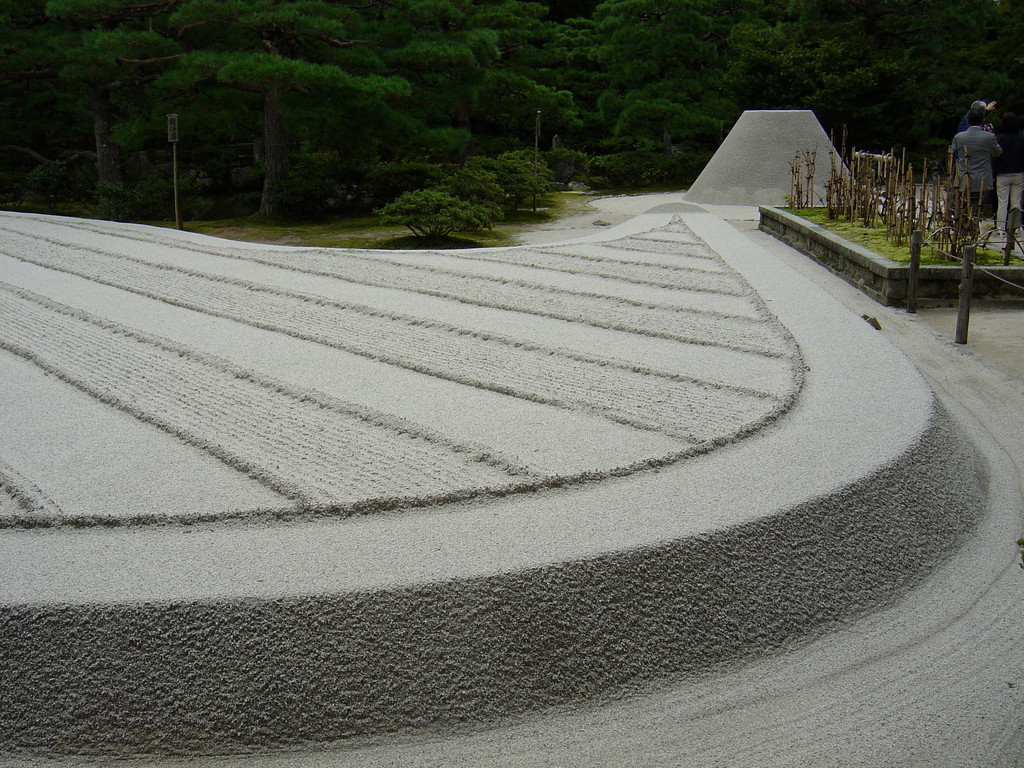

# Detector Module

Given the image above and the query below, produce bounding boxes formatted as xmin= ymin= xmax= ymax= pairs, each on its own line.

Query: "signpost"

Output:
xmin=167 ymin=113 xmax=183 ymax=230
xmin=532 ymin=109 xmax=541 ymax=212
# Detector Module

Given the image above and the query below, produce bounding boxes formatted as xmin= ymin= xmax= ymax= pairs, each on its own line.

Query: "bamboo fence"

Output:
xmin=792 ymin=135 xmax=981 ymax=258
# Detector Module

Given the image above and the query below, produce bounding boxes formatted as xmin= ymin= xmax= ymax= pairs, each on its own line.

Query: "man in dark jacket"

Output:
xmin=957 ymin=99 xmax=997 ymax=133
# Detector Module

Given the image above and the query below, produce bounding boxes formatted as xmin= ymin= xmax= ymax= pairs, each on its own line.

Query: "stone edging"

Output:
xmin=758 ymin=205 xmax=1024 ymax=306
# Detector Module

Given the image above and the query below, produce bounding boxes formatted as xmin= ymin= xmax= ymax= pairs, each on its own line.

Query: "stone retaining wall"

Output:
xmin=758 ymin=206 xmax=1024 ymax=306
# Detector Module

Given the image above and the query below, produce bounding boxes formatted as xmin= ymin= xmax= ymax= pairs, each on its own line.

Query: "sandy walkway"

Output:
xmin=2 ymin=196 xmax=1022 ymax=767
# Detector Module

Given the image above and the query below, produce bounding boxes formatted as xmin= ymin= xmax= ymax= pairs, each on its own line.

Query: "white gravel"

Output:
xmin=1 ymin=196 xmax=1020 ymax=767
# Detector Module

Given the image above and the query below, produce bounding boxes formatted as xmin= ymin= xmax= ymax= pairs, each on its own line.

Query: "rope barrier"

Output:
xmin=919 ymin=227 xmax=1024 ymax=293
xmin=973 ymin=264 xmax=1024 ymax=293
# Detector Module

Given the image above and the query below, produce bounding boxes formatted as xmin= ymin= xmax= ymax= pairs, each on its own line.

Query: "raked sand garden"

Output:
xmin=0 ymin=206 xmax=802 ymax=526
xmin=0 ymin=197 xmax=1021 ymax=766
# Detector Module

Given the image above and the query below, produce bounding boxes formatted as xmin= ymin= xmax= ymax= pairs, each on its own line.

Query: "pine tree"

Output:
xmin=165 ymin=0 xmax=408 ymax=215
xmin=592 ymin=0 xmax=756 ymax=151
xmin=42 ymin=0 xmax=182 ymax=186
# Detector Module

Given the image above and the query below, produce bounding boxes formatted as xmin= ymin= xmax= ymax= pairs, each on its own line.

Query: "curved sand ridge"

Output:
xmin=0 ymin=205 xmax=984 ymax=755
xmin=0 ymin=209 xmax=799 ymax=526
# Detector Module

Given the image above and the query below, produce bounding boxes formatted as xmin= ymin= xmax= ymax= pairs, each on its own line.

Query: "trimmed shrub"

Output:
xmin=376 ymin=189 xmax=497 ymax=238
xmin=95 ymin=179 xmax=168 ymax=221
xmin=263 ymin=151 xmax=365 ymax=217
xmin=437 ymin=164 xmax=505 ymax=221
xmin=466 ymin=151 xmax=554 ymax=210
xmin=366 ymin=160 xmax=444 ymax=207
xmin=587 ymin=150 xmax=712 ymax=188
xmin=1 ymin=171 xmax=24 ymax=209
xmin=544 ymin=148 xmax=591 ymax=184
xmin=26 ymin=162 xmax=73 ymax=212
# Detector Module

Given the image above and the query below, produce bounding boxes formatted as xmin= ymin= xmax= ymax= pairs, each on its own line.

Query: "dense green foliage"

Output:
xmin=377 ymin=188 xmax=497 ymax=237
xmin=2 ymin=0 xmax=1020 ymax=221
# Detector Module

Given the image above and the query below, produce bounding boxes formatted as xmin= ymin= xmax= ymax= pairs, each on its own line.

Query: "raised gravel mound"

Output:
xmin=0 ymin=206 xmax=984 ymax=756
xmin=685 ymin=110 xmax=840 ymax=206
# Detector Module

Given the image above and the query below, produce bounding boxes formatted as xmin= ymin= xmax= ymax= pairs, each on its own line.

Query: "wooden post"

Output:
xmin=1005 ymin=207 xmax=1020 ymax=267
xmin=167 ymin=113 xmax=183 ymax=231
xmin=907 ymin=229 xmax=922 ymax=313
xmin=532 ymin=109 xmax=540 ymax=213
xmin=954 ymin=244 xmax=975 ymax=345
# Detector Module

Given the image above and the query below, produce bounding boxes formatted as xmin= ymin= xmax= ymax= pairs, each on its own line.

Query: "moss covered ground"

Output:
xmin=787 ymin=208 xmax=1019 ymax=267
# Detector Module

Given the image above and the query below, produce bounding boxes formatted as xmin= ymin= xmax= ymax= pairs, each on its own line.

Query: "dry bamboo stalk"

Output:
xmin=790 ymin=140 xmax=979 ymax=260
xmin=805 ymin=150 xmax=815 ymax=207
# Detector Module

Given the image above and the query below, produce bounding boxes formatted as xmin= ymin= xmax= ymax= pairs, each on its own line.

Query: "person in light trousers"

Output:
xmin=994 ymin=112 xmax=1024 ymax=234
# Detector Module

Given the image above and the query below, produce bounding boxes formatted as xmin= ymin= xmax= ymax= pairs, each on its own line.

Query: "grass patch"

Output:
xmin=4 ymin=201 xmax=100 ymax=219
xmin=159 ymin=190 xmax=597 ymax=249
xmin=787 ymin=208 xmax=1016 ymax=266
xmin=181 ymin=215 xmax=402 ymax=249
xmin=377 ymin=233 xmax=499 ymax=249
xmin=4 ymin=190 xmax=602 ymax=248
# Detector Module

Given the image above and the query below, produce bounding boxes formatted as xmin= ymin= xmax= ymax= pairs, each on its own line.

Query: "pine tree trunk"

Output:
xmin=93 ymin=88 xmax=121 ymax=186
xmin=457 ymin=101 xmax=474 ymax=161
xmin=259 ymin=83 xmax=289 ymax=216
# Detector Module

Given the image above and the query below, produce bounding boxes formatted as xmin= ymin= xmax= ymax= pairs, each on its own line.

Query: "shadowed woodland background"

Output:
xmin=2 ymin=0 xmax=1022 ymax=221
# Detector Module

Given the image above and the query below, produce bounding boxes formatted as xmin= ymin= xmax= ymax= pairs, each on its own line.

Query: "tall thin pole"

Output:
xmin=172 ymin=142 xmax=182 ymax=230
xmin=167 ymin=113 xmax=183 ymax=230
xmin=533 ymin=109 xmax=540 ymax=212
